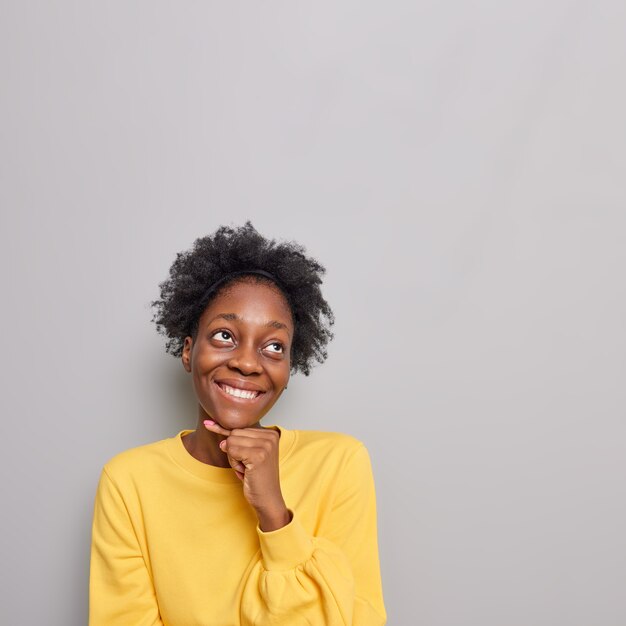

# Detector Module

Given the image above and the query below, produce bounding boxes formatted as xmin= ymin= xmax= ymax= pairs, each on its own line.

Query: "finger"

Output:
xmin=230 ymin=459 xmax=246 ymax=474
xmin=241 ymin=425 xmax=279 ymax=434
xmin=229 ymin=453 xmax=246 ymax=477
xmin=222 ymin=443 xmax=274 ymax=472
xmin=228 ymin=427 xmax=280 ymax=442
xmin=203 ymin=419 xmax=232 ymax=437
xmin=219 ymin=440 xmax=246 ymax=474
xmin=222 ymin=435 xmax=275 ymax=456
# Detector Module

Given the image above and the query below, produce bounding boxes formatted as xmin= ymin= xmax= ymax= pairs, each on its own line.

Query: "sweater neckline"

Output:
xmin=166 ymin=424 xmax=297 ymax=484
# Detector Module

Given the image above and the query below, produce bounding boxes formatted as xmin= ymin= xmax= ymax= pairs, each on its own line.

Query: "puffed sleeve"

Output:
xmin=89 ymin=468 xmax=164 ymax=626
xmin=240 ymin=444 xmax=387 ymax=625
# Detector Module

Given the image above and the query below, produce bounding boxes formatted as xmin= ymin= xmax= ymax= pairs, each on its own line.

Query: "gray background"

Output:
xmin=1 ymin=1 xmax=625 ymax=624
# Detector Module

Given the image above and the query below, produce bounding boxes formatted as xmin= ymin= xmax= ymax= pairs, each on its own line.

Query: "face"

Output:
xmin=182 ymin=279 xmax=293 ymax=429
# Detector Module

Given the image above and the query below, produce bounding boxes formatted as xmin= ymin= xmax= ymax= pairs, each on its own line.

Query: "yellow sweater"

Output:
xmin=89 ymin=425 xmax=387 ymax=626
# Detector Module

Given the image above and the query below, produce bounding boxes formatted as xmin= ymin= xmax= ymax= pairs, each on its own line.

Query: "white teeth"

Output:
xmin=220 ymin=384 xmax=259 ymax=399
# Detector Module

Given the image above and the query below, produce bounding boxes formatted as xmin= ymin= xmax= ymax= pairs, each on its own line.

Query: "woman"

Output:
xmin=89 ymin=222 xmax=387 ymax=626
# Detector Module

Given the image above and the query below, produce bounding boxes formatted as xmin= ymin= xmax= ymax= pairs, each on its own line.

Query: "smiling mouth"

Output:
xmin=214 ymin=381 xmax=265 ymax=401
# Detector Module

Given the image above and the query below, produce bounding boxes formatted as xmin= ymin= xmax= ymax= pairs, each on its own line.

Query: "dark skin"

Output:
xmin=181 ymin=279 xmax=294 ymax=531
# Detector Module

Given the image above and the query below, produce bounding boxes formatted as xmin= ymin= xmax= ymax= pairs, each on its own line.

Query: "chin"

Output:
xmin=218 ymin=414 xmax=259 ymax=428
xmin=204 ymin=405 xmax=270 ymax=429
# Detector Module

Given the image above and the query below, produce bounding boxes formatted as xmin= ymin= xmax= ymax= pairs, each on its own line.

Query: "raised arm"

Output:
xmin=89 ymin=468 xmax=164 ymax=626
xmin=239 ymin=444 xmax=387 ymax=626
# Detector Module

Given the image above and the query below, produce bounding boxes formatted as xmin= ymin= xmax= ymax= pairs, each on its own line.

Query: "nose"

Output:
xmin=227 ymin=342 xmax=263 ymax=376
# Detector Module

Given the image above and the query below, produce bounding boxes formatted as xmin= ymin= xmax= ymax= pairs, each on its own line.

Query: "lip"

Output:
xmin=213 ymin=380 xmax=267 ymax=402
xmin=214 ymin=378 xmax=266 ymax=392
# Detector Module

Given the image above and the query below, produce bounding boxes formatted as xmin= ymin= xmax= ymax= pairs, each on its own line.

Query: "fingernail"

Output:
xmin=219 ymin=440 xmax=226 ymax=449
xmin=204 ymin=419 xmax=215 ymax=426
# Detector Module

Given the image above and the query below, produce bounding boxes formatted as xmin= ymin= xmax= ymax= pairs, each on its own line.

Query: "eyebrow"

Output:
xmin=207 ymin=313 xmax=290 ymax=332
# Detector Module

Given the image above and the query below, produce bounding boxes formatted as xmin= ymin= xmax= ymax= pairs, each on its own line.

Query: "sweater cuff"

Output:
xmin=256 ymin=508 xmax=314 ymax=571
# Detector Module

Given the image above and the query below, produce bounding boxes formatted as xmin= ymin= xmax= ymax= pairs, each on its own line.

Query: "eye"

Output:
xmin=264 ymin=342 xmax=284 ymax=354
xmin=211 ymin=330 xmax=234 ymax=344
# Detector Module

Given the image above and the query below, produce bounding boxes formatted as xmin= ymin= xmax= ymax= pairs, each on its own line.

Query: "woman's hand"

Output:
xmin=203 ymin=419 xmax=292 ymax=531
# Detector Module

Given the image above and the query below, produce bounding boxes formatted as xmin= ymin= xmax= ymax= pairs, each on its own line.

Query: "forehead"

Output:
xmin=200 ymin=279 xmax=293 ymax=328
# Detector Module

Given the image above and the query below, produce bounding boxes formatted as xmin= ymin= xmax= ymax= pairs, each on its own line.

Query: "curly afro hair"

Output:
xmin=150 ymin=221 xmax=334 ymax=376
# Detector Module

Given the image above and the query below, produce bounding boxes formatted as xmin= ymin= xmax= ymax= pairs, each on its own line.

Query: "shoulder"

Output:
xmin=286 ymin=428 xmax=370 ymax=472
xmin=284 ymin=429 xmax=377 ymax=503
xmin=100 ymin=435 xmax=171 ymax=487
xmin=292 ymin=428 xmax=364 ymax=454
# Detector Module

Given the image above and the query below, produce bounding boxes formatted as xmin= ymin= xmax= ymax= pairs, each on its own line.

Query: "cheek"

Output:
xmin=270 ymin=363 xmax=290 ymax=388
xmin=192 ymin=349 xmax=224 ymax=377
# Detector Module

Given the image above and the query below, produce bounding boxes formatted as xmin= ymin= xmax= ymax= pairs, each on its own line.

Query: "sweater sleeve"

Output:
xmin=89 ymin=467 xmax=164 ymax=626
xmin=240 ymin=444 xmax=387 ymax=626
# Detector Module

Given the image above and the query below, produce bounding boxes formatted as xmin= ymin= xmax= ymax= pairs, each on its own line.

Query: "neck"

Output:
xmin=182 ymin=406 xmax=267 ymax=468
xmin=181 ymin=406 xmax=233 ymax=467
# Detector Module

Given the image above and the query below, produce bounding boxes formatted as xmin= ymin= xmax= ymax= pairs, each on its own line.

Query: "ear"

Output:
xmin=182 ymin=336 xmax=193 ymax=372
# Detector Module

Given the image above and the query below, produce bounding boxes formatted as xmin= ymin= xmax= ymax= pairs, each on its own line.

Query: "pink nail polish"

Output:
xmin=204 ymin=419 xmax=215 ymax=426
